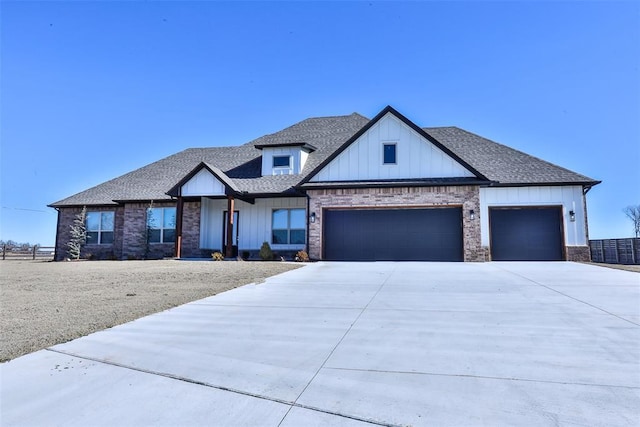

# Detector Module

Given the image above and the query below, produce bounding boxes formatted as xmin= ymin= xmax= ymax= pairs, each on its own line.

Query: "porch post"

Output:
xmin=226 ymin=195 xmax=235 ymax=258
xmin=175 ymin=196 xmax=184 ymax=258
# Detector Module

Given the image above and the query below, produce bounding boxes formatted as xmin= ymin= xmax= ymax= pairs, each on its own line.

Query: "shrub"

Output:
xmin=295 ymin=250 xmax=310 ymax=262
xmin=259 ymin=242 xmax=273 ymax=261
xmin=241 ymin=251 xmax=250 ymax=260
xmin=211 ymin=251 xmax=224 ymax=261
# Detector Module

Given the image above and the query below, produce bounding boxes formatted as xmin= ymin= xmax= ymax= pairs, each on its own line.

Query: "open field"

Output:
xmin=0 ymin=260 xmax=301 ymax=362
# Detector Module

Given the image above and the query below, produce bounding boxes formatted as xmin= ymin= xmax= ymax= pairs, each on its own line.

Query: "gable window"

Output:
xmin=383 ymin=143 xmax=397 ymax=164
xmin=147 ymin=207 xmax=177 ymax=243
xmin=272 ymin=208 xmax=305 ymax=244
xmin=86 ymin=211 xmax=115 ymax=244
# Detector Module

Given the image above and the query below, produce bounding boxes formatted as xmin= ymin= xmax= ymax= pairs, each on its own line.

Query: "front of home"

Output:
xmin=50 ymin=106 xmax=600 ymax=262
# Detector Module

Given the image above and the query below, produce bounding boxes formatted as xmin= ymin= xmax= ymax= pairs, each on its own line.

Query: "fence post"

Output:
xmin=32 ymin=245 xmax=37 ymax=260
xmin=2 ymin=245 xmax=5 ymax=261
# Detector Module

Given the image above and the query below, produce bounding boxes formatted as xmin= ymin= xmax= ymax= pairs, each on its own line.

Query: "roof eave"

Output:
xmin=488 ymin=180 xmax=602 ymax=188
xmin=298 ymin=178 xmax=492 ymax=190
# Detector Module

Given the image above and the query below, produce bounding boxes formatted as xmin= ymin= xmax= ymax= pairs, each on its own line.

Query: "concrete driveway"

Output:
xmin=2 ymin=262 xmax=639 ymax=426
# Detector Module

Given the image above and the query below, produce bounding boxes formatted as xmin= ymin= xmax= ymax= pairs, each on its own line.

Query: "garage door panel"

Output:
xmin=324 ymin=208 xmax=463 ymax=261
xmin=490 ymin=207 xmax=564 ymax=261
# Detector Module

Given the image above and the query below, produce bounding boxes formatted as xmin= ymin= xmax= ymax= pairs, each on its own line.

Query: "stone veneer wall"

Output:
xmin=307 ymin=185 xmax=485 ymax=262
xmin=566 ymin=246 xmax=591 ymax=262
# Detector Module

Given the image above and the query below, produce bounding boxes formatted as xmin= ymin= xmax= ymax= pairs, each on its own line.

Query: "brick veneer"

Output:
xmin=307 ymin=185 xmax=485 ymax=262
xmin=54 ymin=203 xmax=178 ymax=261
xmin=121 ymin=202 xmax=176 ymax=260
xmin=180 ymin=200 xmax=203 ymax=258
xmin=54 ymin=206 xmax=123 ymax=261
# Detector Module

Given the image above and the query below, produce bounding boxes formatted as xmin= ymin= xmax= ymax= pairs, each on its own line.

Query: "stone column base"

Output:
xmin=566 ymin=246 xmax=591 ymax=262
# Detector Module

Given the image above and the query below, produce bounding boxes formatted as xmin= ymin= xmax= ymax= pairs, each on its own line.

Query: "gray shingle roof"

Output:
xmin=424 ymin=127 xmax=598 ymax=185
xmin=49 ymin=111 xmax=598 ymax=207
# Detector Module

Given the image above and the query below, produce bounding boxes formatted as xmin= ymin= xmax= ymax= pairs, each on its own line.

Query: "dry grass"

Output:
xmin=584 ymin=262 xmax=640 ymax=273
xmin=0 ymin=259 xmax=301 ymax=362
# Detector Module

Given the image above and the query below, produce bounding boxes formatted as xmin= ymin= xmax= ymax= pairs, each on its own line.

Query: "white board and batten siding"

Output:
xmin=480 ymin=186 xmax=587 ymax=246
xmin=309 ymin=112 xmax=475 ymax=182
xmin=261 ymin=147 xmax=309 ymax=176
xmin=181 ymin=169 xmax=226 ymax=197
xmin=200 ymin=197 xmax=307 ymax=250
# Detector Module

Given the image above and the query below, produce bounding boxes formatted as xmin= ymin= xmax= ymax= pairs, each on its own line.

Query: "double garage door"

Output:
xmin=324 ymin=208 xmax=463 ymax=261
xmin=323 ymin=206 xmax=565 ymax=261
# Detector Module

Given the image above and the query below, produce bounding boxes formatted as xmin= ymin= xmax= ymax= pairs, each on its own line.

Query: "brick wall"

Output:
xmin=307 ymin=185 xmax=484 ymax=262
xmin=54 ymin=206 xmax=123 ymax=261
xmin=180 ymin=200 xmax=203 ymax=258
xmin=55 ymin=203 xmax=178 ymax=261
xmin=121 ymin=202 xmax=176 ymax=260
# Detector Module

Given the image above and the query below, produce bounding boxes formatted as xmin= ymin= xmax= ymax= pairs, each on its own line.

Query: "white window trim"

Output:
xmin=86 ymin=211 xmax=115 ymax=245
xmin=271 ymin=208 xmax=306 ymax=245
xmin=272 ymin=155 xmax=293 ymax=175
xmin=147 ymin=207 xmax=176 ymax=244
xmin=382 ymin=142 xmax=398 ymax=165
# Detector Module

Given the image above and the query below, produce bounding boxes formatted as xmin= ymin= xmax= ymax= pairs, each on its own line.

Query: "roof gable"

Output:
xmin=301 ymin=106 xmax=488 ymax=184
xmin=167 ymin=162 xmax=240 ymax=197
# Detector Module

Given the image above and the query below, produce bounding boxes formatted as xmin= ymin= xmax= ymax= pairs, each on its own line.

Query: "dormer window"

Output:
xmin=255 ymin=143 xmax=317 ymax=176
xmin=273 ymin=156 xmax=291 ymax=168
xmin=272 ymin=155 xmax=292 ymax=175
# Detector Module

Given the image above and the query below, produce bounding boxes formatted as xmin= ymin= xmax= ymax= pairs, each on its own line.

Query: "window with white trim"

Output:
xmin=147 ymin=207 xmax=176 ymax=243
xmin=272 ymin=208 xmax=305 ymax=244
xmin=383 ymin=143 xmax=397 ymax=164
xmin=272 ymin=155 xmax=292 ymax=175
xmin=86 ymin=211 xmax=115 ymax=244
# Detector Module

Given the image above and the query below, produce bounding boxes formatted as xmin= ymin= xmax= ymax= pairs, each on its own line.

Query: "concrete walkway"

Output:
xmin=2 ymin=262 xmax=639 ymax=426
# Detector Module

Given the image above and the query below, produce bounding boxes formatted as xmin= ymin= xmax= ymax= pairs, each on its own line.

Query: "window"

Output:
xmin=273 ymin=156 xmax=291 ymax=168
xmin=383 ymin=143 xmax=397 ymax=164
xmin=272 ymin=155 xmax=293 ymax=175
xmin=147 ymin=207 xmax=176 ymax=243
xmin=272 ymin=208 xmax=305 ymax=244
xmin=86 ymin=211 xmax=115 ymax=244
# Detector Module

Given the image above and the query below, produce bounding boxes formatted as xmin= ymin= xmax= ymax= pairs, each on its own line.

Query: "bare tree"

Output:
xmin=623 ymin=204 xmax=640 ymax=238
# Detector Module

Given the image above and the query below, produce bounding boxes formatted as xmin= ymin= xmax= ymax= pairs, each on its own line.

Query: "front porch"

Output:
xmin=175 ymin=196 xmax=308 ymax=260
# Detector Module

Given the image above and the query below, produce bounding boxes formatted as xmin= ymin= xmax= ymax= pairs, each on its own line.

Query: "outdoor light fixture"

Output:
xmin=310 ymin=212 xmax=316 ymax=223
xmin=469 ymin=209 xmax=475 ymax=220
xmin=569 ymin=210 xmax=576 ymax=222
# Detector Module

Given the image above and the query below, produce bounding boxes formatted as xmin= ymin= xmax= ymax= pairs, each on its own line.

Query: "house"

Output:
xmin=49 ymin=106 xmax=600 ymax=262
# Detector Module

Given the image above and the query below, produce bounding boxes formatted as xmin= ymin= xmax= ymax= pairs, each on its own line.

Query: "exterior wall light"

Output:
xmin=569 ymin=210 xmax=576 ymax=222
xmin=469 ymin=209 xmax=475 ymax=220
xmin=310 ymin=212 xmax=316 ymax=223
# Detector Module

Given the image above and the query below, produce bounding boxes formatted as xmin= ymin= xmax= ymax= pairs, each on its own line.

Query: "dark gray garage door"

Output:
xmin=489 ymin=207 xmax=564 ymax=261
xmin=324 ymin=208 xmax=463 ymax=261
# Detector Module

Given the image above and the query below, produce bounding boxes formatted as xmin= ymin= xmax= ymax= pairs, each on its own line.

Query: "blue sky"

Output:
xmin=1 ymin=1 xmax=639 ymax=246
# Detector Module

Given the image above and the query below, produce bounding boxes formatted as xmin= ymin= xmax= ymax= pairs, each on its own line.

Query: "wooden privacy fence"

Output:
xmin=589 ymin=238 xmax=640 ymax=265
xmin=1 ymin=245 xmax=55 ymax=260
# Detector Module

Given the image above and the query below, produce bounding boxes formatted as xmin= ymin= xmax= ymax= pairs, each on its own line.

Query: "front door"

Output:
xmin=223 ymin=211 xmax=239 ymax=257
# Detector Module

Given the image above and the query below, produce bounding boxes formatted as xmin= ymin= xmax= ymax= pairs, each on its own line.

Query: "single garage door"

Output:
xmin=324 ymin=208 xmax=463 ymax=261
xmin=489 ymin=207 xmax=564 ymax=261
